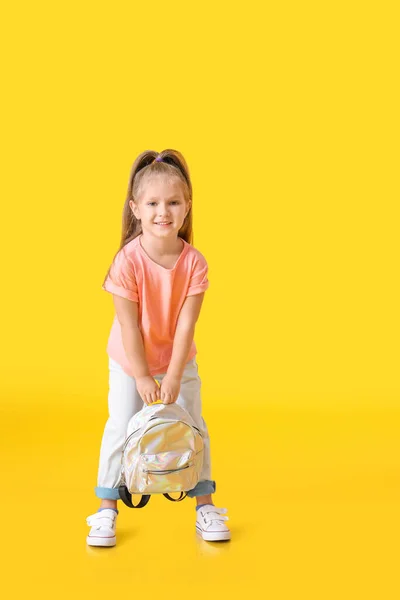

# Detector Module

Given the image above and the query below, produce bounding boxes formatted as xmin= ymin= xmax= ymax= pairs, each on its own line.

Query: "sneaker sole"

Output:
xmin=86 ymin=535 xmax=116 ymax=547
xmin=196 ymin=525 xmax=231 ymax=541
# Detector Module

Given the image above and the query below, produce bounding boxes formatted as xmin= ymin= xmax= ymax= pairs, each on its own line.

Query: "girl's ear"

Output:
xmin=129 ymin=199 xmax=140 ymax=220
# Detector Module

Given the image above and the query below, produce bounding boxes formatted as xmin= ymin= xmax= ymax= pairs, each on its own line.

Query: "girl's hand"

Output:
xmin=136 ymin=376 xmax=161 ymax=406
xmin=160 ymin=374 xmax=181 ymax=404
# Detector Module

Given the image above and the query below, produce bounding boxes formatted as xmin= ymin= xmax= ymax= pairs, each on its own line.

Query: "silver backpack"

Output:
xmin=118 ymin=403 xmax=204 ymax=508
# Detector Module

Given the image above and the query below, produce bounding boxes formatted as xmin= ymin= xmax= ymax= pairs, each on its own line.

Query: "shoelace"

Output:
xmin=86 ymin=512 xmax=116 ymax=530
xmin=200 ymin=507 xmax=229 ymax=526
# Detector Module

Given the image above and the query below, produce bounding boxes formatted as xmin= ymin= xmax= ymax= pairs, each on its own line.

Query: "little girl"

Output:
xmin=86 ymin=149 xmax=230 ymax=546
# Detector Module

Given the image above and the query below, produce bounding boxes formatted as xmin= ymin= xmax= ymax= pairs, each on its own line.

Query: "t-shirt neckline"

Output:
xmin=138 ymin=234 xmax=188 ymax=272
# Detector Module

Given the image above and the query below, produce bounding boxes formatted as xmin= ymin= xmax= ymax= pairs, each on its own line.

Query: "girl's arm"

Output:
xmin=113 ymin=295 xmax=151 ymax=379
xmin=167 ymin=293 xmax=205 ymax=379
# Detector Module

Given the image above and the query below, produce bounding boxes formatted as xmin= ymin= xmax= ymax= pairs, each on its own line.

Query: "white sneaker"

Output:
xmin=86 ymin=509 xmax=118 ymax=547
xmin=196 ymin=504 xmax=231 ymax=541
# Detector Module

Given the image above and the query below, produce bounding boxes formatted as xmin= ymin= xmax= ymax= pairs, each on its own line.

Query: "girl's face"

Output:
xmin=130 ymin=175 xmax=191 ymax=240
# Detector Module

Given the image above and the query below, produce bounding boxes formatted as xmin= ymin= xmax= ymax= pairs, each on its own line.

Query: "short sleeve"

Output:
xmin=186 ymin=255 xmax=210 ymax=297
xmin=102 ymin=247 xmax=139 ymax=302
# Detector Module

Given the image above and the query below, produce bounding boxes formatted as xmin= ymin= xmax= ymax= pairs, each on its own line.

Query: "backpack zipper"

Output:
xmin=122 ymin=419 xmax=202 ymax=453
xmin=144 ymin=464 xmax=192 ymax=475
xmin=148 ymin=415 xmax=202 ymax=435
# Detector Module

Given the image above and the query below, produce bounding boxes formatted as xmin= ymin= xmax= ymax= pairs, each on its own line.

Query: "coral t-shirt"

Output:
xmin=102 ymin=233 xmax=209 ymax=377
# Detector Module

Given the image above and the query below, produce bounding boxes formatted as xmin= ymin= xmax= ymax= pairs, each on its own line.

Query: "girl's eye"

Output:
xmin=147 ymin=201 xmax=179 ymax=206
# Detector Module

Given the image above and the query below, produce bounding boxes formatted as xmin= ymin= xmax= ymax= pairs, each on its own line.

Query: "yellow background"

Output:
xmin=1 ymin=1 xmax=399 ymax=598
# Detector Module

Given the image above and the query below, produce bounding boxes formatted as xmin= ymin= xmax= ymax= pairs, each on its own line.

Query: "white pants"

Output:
xmin=95 ymin=356 xmax=216 ymax=500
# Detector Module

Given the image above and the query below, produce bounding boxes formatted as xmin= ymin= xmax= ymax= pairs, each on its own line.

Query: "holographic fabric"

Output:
xmin=121 ymin=403 xmax=204 ymax=494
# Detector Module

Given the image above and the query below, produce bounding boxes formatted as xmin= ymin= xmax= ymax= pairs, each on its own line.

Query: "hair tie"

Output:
xmin=154 ymin=155 xmax=163 ymax=162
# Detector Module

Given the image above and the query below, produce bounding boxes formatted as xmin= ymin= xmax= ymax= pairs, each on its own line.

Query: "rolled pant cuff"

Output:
xmin=95 ymin=486 xmax=121 ymax=500
xmin=186 ymin=480 xmax=216 ymax=498
xmin=95 ymin=480 xmax=216 ymax=500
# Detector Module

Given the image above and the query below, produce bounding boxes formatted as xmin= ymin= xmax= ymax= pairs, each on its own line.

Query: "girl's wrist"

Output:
xmin=166 ymin=369 xmax=182 ymax=380
xmin=133 ymin=370 xmax=151 ymax=380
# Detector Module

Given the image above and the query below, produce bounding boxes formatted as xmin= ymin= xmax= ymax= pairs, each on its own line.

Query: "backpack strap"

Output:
xmin=118 ymin=485 xmax=150 ymax=508
xmin=163 ymin=492 xmax=187 ymax=502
